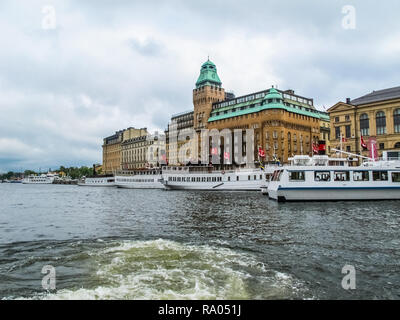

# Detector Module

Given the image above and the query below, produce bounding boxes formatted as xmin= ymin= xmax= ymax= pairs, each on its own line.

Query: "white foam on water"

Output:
xmin=23 ymin=239 xmax=311 ymax=300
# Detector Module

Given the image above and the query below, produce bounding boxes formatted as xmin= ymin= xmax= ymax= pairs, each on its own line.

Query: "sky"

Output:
xmin=0 ymin=0 xmax=399 ymax=172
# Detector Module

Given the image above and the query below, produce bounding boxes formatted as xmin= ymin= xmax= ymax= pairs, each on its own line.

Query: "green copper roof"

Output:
xmin=264 ymin=87 xmax=283 ymax=101
xmin=208 ymin=89 xmax=329 ymax=122
xmin=195 ymin=59 xmax=222 ymax=88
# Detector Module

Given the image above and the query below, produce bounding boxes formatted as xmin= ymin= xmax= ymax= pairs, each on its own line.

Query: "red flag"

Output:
xmin=360 ymin=136 xmax=367 ymax=150
xmin=224 ymin=151 xmax=230 ymax=160
xmin=312 ymin=143 xmax=319 ymax=155
xmin=341 ymin=137 xmax=348 ymax=142
xmin=211 ymin=147 xmax=218 ymax=155
xmin=258 ymin=147 xmax=265 ymax=158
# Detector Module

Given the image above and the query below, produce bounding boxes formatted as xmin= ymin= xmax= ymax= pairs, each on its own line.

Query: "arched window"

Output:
xmin=360 ymin=113 xmax=369 ymax=136
xmin=394 ymin=142 xmax=400 ymax=149
xmin=376 ymin=111 xmax=386 ymax=135
xmin=394 ymin=109 xmax=400 ymax=133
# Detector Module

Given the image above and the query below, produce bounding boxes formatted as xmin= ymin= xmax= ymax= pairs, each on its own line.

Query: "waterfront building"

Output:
xmin=165 ymin=110 xmax=194 ymax=165
xmin=327 ymin=86 xmax=400 ymax=158
xmin=102 ymin=127 xmax=148 ymax=174
xmin=102 ymin=130 xmax=124 ymax=174
xmin=121 ymin=131 xmax=165 ymax=169
xmin=192 ymin=59 xmax=329 ymax=164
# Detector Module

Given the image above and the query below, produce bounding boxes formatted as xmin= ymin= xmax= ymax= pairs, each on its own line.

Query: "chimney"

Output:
xmin=346 ymin=98 xmax=351 ymax=104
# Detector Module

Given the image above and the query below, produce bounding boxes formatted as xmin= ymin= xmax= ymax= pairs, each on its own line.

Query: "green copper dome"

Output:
xmin=264 ymin=87 xmax=283 ymax=101
xmin=195 ymin=59 xmax=222 ymax=88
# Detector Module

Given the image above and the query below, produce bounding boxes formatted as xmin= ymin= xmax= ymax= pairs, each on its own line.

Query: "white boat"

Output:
xmin=77 ymin=175 xmax=115 ymax=187
xmin=22 ymin=173 xmax=56 ymax=184
xmin=268 ymin=155 xmax=400 ymax=202
xmin=114 ymin=169 xmax=164 ymax=189
xmin=162 ymin=165 xmax=270 ymax=191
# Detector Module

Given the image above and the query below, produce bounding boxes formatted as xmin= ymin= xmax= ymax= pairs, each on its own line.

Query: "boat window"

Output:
xmin=207 ymin=177 xmax=211 ymax=182
xmin=228 ymin=176 xmax=231 ymax=181
xmin=289 ymin=171 xmax=305 ymax=181
xmin=353 ymin=171 xmax=369 ymax=181
xmin=197 ymin=177 xmax=201 ymax=182
xmin=212 ymin=177 xmax=216 ymax=182
xmin=314 ymin=171 xmax=330 ymax=182
xmin=334 ymin=171 xmax=350 ymax=181
xmin=192 ymin=177 xmax=196 ymax=182
xmin=248 ymin=176 xmax=251 ymax=180
xmin=373 ymin=171 xmax=388 ymax=181
xmin=254 ymin=175 xmax=257 ymax=180
xmin=260 ymin=175 xmax=262 ymax=180
xmin=392 ymin=172 xmax=400 ymax=182
xmin=236 ymin=176 xmax=239 ymax=181
xmin=202 ymin=177 xmax=206 ymax=182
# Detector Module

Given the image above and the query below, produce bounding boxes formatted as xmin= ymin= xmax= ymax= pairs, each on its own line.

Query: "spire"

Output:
xmin=195 ymin=59 xmax=222 ymax=88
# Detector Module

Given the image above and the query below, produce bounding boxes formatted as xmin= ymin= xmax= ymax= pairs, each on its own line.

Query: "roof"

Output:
xmin=208 ymin=88 xmax=329 ymax=122
xmin=350 ymin=86 xmax=400 ymax=105
xmin=195 ymin=59 xmax=222 ymax=88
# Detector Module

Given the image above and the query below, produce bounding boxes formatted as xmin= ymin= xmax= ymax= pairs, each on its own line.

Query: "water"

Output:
xmin=0 ymin=183 xmax=399 ymax=300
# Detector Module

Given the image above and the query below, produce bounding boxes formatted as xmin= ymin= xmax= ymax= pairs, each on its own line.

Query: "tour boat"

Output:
xmin=22 ymin=173 xmax=57 ymax=184
xmin=161 ymin=165 xmax=272 ymax=191
xmin=268 ymin=155 xmax=400 ymax=202
xmin=114 ymin=169 xmax=164 ymax=189
xmin=77 ymin=175 xmax=115 ymax=187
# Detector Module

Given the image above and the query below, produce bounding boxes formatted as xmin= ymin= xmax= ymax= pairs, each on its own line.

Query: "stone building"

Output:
xmin=165 ymin=110 xmax=194 ymax=165
xmin=102 ymin=127 xmax=148 ymax=174
xmin=121 ymin=131 xmax=165 ymax=169
xmin=327 ymin=86 xmax=400 ymax=158
xmin=191 ymin=59 xmax=329 ymax=164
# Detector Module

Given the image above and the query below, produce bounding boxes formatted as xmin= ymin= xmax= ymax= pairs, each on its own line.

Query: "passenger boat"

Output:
xmin=268 ymin=154 xmax=400 ymax=202
xmin=161 ymin=165 xmax=270 ymax=191
xmin=114 ymin=169 xmax=164 ymax=189
xmin=77 ymin=175 xmax=115 ymax=187
xmin=22 ymin=173 xmax=57 ymax=184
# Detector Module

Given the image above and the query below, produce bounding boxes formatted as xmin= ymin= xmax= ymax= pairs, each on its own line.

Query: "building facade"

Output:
xmin=121 ymin=131 xmax=165 ymax=169
xmin=102 ymin=127 xmax=148 ymax=173
xmin=328 ymin=86 xmax=400 ymax=158
xmin=165 ymin=110 xmax=194 ymax=165
xmin=190 ymin=59 xmax=329 ymax=164
xmin=102 ymin=130 xmax=124 ymax=174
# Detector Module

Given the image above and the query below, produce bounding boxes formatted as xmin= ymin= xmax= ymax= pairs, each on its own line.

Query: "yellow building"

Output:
xmin=328 ymin=86 xmax=400 ymax=158
xmin=102 ymin=127 xmax=148 ymax=174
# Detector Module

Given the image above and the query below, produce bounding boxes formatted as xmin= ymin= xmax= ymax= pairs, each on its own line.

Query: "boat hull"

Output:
xmin=269 ymin=186 xmax=400 ymax=202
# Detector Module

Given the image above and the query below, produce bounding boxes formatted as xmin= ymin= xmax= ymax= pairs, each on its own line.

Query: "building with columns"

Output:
xmin=327 ymin=86 xmax=400 ymax=158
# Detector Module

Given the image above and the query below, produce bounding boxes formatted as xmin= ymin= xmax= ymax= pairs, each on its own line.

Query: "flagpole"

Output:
xmin=340 ymin=132 xmax=343 ymax=158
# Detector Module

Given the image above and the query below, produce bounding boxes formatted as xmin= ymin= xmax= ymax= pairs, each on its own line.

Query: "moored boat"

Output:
xmin=77 ymin=175 xmax=115 ymax=187
xmin=162 ymin=165 xmax=271 ymax=191
xmin=268 ymin=155 xmax=400 ymax=202
xmin=22 ymin=173 xmax=57 ymax=184
xmin=114 ymin=168 xmax=164 ymax=189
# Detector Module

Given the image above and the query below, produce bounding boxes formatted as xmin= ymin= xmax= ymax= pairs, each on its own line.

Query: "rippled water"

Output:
xmin=0 ymin=184 xmax=399 ymax=299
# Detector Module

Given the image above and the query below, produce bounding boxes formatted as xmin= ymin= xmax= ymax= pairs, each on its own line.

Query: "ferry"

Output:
xmin=77 ymin=175 xmax=115 ymax=187
xmin=268 ymin=154 xmax=400 ymax=202
xmin=22 ymin=173 xmax=57 ymax=184
xmin=114 ymin=169 xmax=164 ymax=189
xmin=162 ymin=165 xmax=272 ymax=191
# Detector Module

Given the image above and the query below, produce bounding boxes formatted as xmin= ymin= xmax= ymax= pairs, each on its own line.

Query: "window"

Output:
xmin=345 ymin=125 xmax=351 ymax=138
xmin=346 ymin=146 xmax=351 ymax=152
xmin=376 ymin=111 xmax=386 ymax=135
xmin=314 ymin=171 xmax=330 ymax=181
xmin=360 ymin=113 xmax=370 ymax=136
xmin=345 ymin=115 xmax=350 ymax=121
xmin=335 ymin=127 xmax=341 ymax=139
xmin=394 ymin=109 xmax=400 ymax=133
xmin=373 ymin=171 xmax=388 ymax=181
xmin=289 ymin=171 xmax=305 ymax=181
xmin=335 ymin=117 xmax=339 ymax=122
xmin=272 ymin=170 xmax=283 ymax=181
xmin=353 ymin=171 xmax=369 ymax=181
xmin=379 ymin=143 xmax=385 ymax=150
xmin=392 ymin=172 xmax=400 ymax=182
xmin=395 ymin=142 xmax=400 ymax=149
xmin=334 ymin=171 xmax=350 ymax=181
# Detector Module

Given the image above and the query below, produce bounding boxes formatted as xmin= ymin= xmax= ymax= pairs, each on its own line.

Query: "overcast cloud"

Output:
xmin=0 ymin=0 xmax=399 ymax=171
